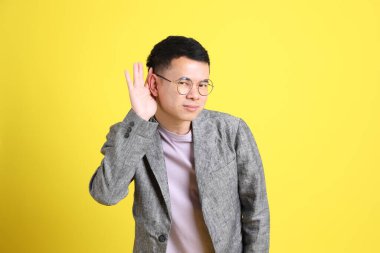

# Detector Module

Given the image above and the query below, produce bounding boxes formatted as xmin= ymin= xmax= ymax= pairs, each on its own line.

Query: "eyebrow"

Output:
xmin=178 ymin=76 xmax=210 ymax=82
xmin=178 ymin=76 xmax=192 ymax=81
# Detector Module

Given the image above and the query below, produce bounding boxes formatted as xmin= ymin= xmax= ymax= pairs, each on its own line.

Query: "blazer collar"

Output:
xmin=145 ymin=109 xmax=211 ymax=219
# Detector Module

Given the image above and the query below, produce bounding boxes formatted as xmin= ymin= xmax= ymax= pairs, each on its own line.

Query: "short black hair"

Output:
xmin=146 ymin=35 xmax=210 ymax=73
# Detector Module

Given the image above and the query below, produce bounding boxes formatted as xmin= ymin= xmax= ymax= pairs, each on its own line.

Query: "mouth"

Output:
xmin=183 ymin=105 xmax=200 ymax=111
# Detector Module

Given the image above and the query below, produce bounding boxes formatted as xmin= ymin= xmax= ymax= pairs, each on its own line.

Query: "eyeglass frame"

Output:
xmin=153 ymin=72 xmax=214 ymax=96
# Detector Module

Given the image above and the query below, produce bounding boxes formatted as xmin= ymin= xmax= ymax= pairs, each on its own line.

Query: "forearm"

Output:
xmin=240 ymin=178 xmax=270 ymax=253
xmin=235 ymin=118 xmax=270 ymax=252
xmin=89 ymin=109 xmax=158 ymax=206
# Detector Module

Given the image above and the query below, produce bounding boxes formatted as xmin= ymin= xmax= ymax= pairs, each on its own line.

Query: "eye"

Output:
xmin=178 ymin=80 xmax=191 ymax=86
xmin=199 ymin=81 xmax=210 ymax=88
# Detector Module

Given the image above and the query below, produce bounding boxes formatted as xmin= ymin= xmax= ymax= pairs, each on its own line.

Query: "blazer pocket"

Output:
xmin=209 ymin=155 xmax=236 ymax=173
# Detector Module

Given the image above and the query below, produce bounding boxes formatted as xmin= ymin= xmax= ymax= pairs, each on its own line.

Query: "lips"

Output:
xmin=183 ymin=105 xmax=200 ymax=112
xmin=183 ymin=105 xmax=199 ymax=108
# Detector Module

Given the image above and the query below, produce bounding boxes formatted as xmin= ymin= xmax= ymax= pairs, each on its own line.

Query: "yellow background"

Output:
xmin=1 ymin=0 xmax=379 ymax=252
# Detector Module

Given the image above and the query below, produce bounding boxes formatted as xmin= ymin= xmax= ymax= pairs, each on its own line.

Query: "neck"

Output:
xmin=154 ymin=110 xmax=191 ymax=135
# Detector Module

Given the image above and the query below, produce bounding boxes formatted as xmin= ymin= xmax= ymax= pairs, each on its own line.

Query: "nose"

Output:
xmin=186 ymin=84 xmax=200 ymax=100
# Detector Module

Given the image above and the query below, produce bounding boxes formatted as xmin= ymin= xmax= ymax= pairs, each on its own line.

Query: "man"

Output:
xmin=89 ymin=36 xmax=270 ymax=253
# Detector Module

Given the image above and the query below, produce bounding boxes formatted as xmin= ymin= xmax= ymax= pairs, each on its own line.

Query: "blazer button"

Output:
xmin=129 ymin=121 xmax=135 ymax=127
xmin=124 ymin=133 xmax=129 ymax=138
xmin=126 ymin=127 xmax=132 ymax=133
xmin=158 ymin=234 xmax=167 ymax=242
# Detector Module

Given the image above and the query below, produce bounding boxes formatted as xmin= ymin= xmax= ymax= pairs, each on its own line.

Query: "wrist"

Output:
xmin=132 ymin=108 xmax=151 ymax=121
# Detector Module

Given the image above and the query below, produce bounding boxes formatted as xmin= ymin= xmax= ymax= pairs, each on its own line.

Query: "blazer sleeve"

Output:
xmin=235 ymin=118 xmax=270 ymax=253
xmin=89 ymin=109 xmax=158 ymax=206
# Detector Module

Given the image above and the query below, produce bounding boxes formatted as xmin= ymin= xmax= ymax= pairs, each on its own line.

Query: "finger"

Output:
xmin=133 ymin=63 xmax=138 ymax=85
xmin=137 ymin=62 xmax=144 ymax=84
xmin=144 ymin=67 xmax=152 ymax=86
xmin=124 ymin=70 xmax=133 ymax=91
xmin=134 ymin=62 xmax=144 ymax=86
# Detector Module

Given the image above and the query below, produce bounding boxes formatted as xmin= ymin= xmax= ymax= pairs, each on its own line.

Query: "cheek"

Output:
xmin=201 ymin=96 xmax=208 ymax=105
xmin=158 ymin=90 xmax=181 ymax=108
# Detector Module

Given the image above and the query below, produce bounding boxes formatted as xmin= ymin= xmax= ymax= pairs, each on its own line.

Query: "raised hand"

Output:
xmin=124 ymin=62 xmax=157 ymax=121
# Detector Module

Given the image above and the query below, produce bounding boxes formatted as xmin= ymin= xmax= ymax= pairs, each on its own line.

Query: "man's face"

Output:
xmin=153 ymin=56 xmax=210 ymax=125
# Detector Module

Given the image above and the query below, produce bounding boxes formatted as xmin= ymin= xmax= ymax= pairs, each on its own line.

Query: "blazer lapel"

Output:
xmin=144 ymin=119 xmax=172 ymax=218
xmin=192 ymin=110 xmax=231 ymax=188
xmin=192 ymin=110 xmax=215 ymax=189
xmin=143 ymin=110 xmax=217 ymax=219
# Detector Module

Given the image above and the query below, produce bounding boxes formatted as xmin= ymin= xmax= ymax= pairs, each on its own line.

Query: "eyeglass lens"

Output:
xmin=176 ymin=79 xmax=213 ymax=96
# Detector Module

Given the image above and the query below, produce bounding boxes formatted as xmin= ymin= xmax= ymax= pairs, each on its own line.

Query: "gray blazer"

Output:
xmin=89 ymin=108 xmax=270 ymax=253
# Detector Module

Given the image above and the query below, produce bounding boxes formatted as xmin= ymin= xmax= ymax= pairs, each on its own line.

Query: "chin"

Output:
xmin=181 ymin=110 xmax=202 ymax=121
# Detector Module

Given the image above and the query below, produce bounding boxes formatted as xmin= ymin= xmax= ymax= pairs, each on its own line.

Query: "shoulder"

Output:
xmin=194 ymin=108 xmax=244 ymax=136
xmin=197 ymin=108 xmax=240 ymax=123
xmin=195 ymin=108 xmax=255 ymax=136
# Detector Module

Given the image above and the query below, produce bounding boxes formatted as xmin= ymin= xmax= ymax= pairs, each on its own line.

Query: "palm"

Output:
xmin=124 ymin=63 xmax=157 ymax=121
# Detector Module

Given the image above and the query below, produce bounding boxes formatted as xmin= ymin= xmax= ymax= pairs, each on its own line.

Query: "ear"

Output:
xmin=147 ymin=69 xmax=159 ymax=97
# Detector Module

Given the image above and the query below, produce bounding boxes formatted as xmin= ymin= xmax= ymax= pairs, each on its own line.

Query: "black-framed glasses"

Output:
xmin=154 ymin=73 xmax=214 ymax=96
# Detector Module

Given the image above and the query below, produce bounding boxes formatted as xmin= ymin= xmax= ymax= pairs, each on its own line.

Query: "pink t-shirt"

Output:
xmin=157 ymin=124 xmax=214 ymax=253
